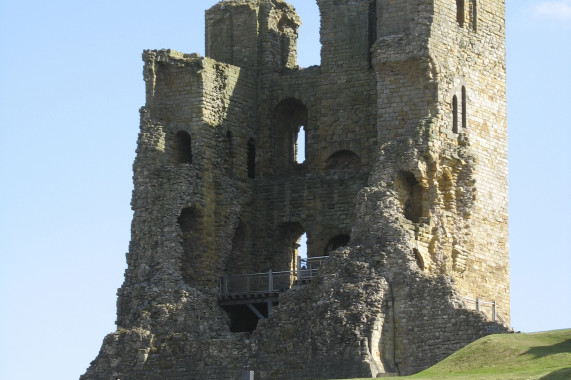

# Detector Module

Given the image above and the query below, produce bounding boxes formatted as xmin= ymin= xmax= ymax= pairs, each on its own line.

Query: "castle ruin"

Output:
xmin=82 ymin=0 xmax=510 ymax=378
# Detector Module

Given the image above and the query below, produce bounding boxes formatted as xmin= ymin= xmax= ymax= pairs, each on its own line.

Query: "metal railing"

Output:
xmin=461 ymin=296 xmax=510 ymax=329
xmin=219 ymin=270 xmax=293 ymax=296
xmin=297 ymin=256 xmax=328 ymax=281
xmin=219 ymin=256 xmax=329 ymax=297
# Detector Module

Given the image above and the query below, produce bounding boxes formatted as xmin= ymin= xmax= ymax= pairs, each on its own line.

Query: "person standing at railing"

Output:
xmin=300 ymin=264 xmax=308 ymax=280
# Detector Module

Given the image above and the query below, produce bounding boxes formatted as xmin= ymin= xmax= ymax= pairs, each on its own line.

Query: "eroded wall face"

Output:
xmin=369 ymin=0 xmax=509 ymax=321
xmin=410 ymin=0 xmax=509 ymax=318
xmin=431 ymin=0 xmax=509 ymax=317
xmin=83 ymin=0 xmax=509 ymax=379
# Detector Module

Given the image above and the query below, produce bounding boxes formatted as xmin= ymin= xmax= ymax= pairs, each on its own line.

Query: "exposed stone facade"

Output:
xmin=82 ymin=0 xmax=510 ymax=379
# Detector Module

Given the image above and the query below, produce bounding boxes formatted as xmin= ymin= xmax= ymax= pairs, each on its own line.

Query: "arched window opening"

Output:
xmin=452 ymin=95 xmax=459 ymax=134
xmin=299 ymin=232 xmax=324 ymax=281
xmin=174 ymin=131 xmax=192 ymax=164
xmin=177 ymin=207 xmax=202 ymax=285
xmin=295 ymin=127 xmax=306 ymax=164
xmin=456 ymin=0 xmax=465 ymax=27
xmin=247 ymin=138 xmax=256 ymax=179
xmin=294 ymin=1 xmax=321 ymax=67
xmin=275 ymin=222 xmax=305 ymax=273
xmin=368 ymin=0 xmax=377 ymax=68
xmin=296 ymin=232 xmax=310 ymax=279
xmin=325 ymin=234 xmax=350 ymax=256
xmin=461 ymin=87 xmax=467 ymax=129
xmin=325 ymin=150 xmax=361 ymax=173
xmin=298 ymin=232 xmax=308 ymax=261
xmin=274 ymin=99 xmax=308 ymax=170
xmin=395 ymin=172 xmax=424 ymax=223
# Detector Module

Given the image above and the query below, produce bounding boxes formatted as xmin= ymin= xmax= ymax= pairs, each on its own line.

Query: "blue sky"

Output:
xmin=0 ymin=1 xmax=569 ymax=379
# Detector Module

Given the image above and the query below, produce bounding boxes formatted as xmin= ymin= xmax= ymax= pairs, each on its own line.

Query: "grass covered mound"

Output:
xmin=408 ymin=329 xmax=571 ymax=379
xmin=336 ymin=329 xmax=571 ymax=380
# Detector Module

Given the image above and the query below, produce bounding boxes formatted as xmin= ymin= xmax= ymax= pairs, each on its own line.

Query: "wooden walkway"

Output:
xmin=218 ymin=256 xmax=327 ymax=318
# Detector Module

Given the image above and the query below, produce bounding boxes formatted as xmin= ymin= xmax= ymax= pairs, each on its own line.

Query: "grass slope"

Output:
xmin=340 ymin=329 xmax=571 ymax=380
xmin=408 ymin=329 xmax=571 ymax=379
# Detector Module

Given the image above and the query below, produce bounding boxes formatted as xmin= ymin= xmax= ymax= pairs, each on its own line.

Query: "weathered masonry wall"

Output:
xmin=430 ymin=0 xmax=510 ymax=313
xmin=82 ymin=0 xmax=510 ymax=379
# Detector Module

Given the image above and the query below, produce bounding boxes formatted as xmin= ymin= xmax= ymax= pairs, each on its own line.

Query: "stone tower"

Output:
xmin=82 ymin=0 xmax=509 ymax=379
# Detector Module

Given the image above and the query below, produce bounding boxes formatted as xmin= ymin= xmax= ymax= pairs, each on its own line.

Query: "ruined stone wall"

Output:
xmin=319 ymin=0 xmax=374 ymax=70
xmin=206 ymin=0 xmax=301 ymax=72
xmin=369 ymin=0 xmax=509 ymax=320
xmin=82 ymin=0 xmax=510 ymax=379
xmin=427 ymin=0 xmax=509 ymax=316
xmin=119 ymin=49 xmax=259 ymax=309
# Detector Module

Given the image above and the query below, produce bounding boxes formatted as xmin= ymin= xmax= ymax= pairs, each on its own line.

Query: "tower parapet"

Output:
xmin=206 ymin=0 xmax=301 ymax=71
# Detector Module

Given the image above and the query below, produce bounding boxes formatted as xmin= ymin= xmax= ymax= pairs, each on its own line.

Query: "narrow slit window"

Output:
xmin=461 ymin=87 xmax=467 ymax=129
xmin=471 ymin=0 xmax=477 ymax=31
xmin=295 ymin=126 xmax=306 ymax=164
xmin=368 ymin=0 xmax=377 ymax=68
xmin=247 ymin=138 xmax=256 ymax=179
xmin=298 ymin=233 xmax=307 ymax=261
xmin=297 ymin=232 xmax=309 ymax=278
xmin=457 ymin=0 xmax=465 ymax=27
xmin=453 ymin=95 xmax=459 ymax=133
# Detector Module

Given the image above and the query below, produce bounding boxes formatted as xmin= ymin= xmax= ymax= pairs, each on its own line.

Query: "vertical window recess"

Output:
xmin=247 ymin=138 xmax=256 ymax=179
xmin=298 ymin=233 xmax=308 ymax=261
xmin=368 ymin=0 xmax=377 ymax=67
xmin=296 ymin=126 xmax=306 ymax=164
xmin=453 ymin=95 xmax=459 ymax=134
xmin=457 ymin=0 xmax=465 ymax=27
xmin=461 ymin=87 xmax=467 ymax=129
xmin=175 ymin=131 xmax=192 ymax=164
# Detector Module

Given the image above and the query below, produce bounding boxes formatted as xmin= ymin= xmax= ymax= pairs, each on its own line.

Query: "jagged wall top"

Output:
xmin=206 ymin=0 xmax=301 ymax=71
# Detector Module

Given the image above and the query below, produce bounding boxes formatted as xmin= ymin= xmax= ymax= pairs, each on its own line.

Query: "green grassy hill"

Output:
xmin=339 ymin=329 xmax=571 ymax=380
